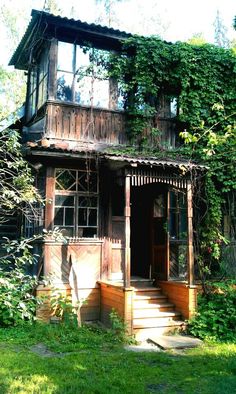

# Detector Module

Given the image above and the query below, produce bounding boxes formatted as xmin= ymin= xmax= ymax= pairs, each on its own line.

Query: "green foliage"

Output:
xmin=50 ymin=290 xmax=78 ymax=327
xmin=0 ymin=237 xmax=41 ymax=327
xmin=109 ymin=308 xmax=135 ymax=344
xmin=189 ymin=281 xmax=236 ymax=343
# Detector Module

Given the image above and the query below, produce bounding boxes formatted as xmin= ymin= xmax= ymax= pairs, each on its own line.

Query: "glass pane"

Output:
xmin=179 ymin=209 xmax=187 ymax=239
xmin=78 ymin=196 xmax=97 ymax=208
xmin=59 ymin=227 xmax=74 ymax=237
xmin=75 ymin=46 xmax=90 ymax=70
xmin=74 ymin=75 xmax=92 ymax=106
xmin=78 ymin=208 xmax=87 ymax=226
xmin=54 ymin=207 xmax=63 ymax=225
xmin=93 ymin=78 xmax=109 ymax=108
xmin=57 ymin=71 xmax=73 ymax=101
xmin=55 ymin=195 xmax=74 ymax=207
xmin=78 ymin=171 xmax=97 ymax=193
xmin=169 ymin=210 xmax=177 ymax=239
xmin=153 ymin=195 xmax=165 ymax=218
xmin=65 ymin=208 xmax=74 ymax=225
xmin=82 ymin=227 xmax=97 ymax=237
xmin=58 ymin=41 xmax=74 ymax=72
xmin=56 ymin=169 xmax=76 ymax=191
xmin=169 ymin=244 xmax=187 ymax=280
xmin=170 ymin=191 xmax=177 ymax=208
xmin=88 ymin=209 xmax=97 ymax=226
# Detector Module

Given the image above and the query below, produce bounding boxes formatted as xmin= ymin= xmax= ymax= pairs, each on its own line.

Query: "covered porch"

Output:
xmin=99 ymin=157 xmax=199 ymax=335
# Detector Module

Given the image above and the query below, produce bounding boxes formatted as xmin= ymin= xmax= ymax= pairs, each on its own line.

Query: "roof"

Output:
xmin=25 ymin=140 xmax=206 ymax=172
xmin=9 ymin=9 xmax=132 ymax=69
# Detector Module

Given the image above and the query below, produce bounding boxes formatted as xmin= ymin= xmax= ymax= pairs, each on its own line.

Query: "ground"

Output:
xmin=0 ymin=323 xmax=236 ymax=393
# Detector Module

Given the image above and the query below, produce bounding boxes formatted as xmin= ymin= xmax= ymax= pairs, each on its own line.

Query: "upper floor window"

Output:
xmin=57 ymin=42 xmax=110 ymax=108
xmin=27 ymin=49 xmax=49 ymax=121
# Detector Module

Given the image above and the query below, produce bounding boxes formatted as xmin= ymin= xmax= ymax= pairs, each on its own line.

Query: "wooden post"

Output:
xmin=124 ymin=174 xmax=131 ymax=288
xmin=45 ymin=167 xmax=55 ymax=231
xmin=187 ymin=180 xmax=194 ymax=286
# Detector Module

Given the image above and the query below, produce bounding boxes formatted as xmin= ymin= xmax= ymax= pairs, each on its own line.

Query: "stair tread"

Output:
xmin=134 ymin=311 xmax=181 ymax=318
xmin=134 ymin=320 xmax=185 ymax=329
xmin=134 ymin=287 xmax=161 ymax=291
xmin=134 ymin=294 xmax=167 ymax=300
xmin=134 ymin=302 xmax=174 ymax=309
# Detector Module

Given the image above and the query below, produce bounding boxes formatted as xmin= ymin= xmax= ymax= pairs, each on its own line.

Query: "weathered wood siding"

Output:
xmin=157 ymin=281 xmax=197 ymax=319
xmin=100 ymin=282 xmax=133 ymax=333
xmin=45 ymin=102 xmax=127 ymax=144
xmin=37 ymin=239 xmax=103 ymax=322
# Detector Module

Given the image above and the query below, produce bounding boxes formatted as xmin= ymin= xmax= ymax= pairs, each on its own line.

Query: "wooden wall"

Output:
xmin=45 ymin=102 xmax=127 ymax=145
xmin=100 ymin=282 xmax=133 ymax=334
xmin=157 ymin=281 xmax=197 ymax=319
xmin=37 ymin=239 xmax=103 ymax=322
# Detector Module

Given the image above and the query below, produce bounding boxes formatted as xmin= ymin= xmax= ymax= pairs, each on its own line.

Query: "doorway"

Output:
xmin=131 ymin=184 xmax=168 ymax=279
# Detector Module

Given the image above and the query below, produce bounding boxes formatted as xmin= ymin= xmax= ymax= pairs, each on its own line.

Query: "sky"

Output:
xmin=0 ymin=0 xmax=235 ymax=66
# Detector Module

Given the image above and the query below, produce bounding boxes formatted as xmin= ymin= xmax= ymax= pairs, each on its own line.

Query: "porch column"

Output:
xmin=124 ymin=174 xmax=131 ymax=288
xmin=187 ymin=180 xmax=194 ymax=286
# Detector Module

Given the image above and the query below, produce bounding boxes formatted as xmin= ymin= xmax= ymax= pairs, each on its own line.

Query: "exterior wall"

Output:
xmin=100 ymin=282 xmax=133 ymax=334
xmin=157 ymin=281 xmax=197 ymax=320
xmin=37 ymin=239 xmax=103 ymax=322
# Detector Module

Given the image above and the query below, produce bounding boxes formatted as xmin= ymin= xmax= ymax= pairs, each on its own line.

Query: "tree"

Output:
xmin=214 ymin=10 xmax=230 ymax=48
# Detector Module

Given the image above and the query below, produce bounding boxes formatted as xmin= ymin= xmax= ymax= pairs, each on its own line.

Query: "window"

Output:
xmin=27 ymin=49 xmax=49 ymax=120
xmin=57 ymin=42 xmax=117 ymax=109
xmin=54 ymin=167 xmax=99 ymax=238
xmin=169 ymin=190 xmax=187 ymax=280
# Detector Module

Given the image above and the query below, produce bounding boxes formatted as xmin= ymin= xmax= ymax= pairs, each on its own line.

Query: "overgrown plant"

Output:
xmin=0 ymin=237 xmax=41 ymax=326
xmin=188 ymin=280 xmax=236 ymax=343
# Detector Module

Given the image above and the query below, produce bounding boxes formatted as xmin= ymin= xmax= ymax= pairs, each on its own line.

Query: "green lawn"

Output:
xmin=0 ymin=323 xmax=235 ymax=394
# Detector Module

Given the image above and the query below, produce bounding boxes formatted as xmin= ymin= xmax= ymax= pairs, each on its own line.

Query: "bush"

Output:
xmin=188 ymin=280 xmax=236 ymax=343
xmin=0 ymin=238 xmax=40 ymax=327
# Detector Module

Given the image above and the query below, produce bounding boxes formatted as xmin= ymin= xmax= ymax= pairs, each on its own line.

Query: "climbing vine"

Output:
xmin=107 ymin=37 xmax=236 ymax=280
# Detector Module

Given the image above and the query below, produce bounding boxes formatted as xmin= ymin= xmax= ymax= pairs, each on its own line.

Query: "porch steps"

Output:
xmin=131 ymin=280 xmax=186 ymax=339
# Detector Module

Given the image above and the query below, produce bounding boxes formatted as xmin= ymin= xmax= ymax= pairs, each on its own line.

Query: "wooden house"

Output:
xmin=9 ymin=9 xmax=204 ymax=338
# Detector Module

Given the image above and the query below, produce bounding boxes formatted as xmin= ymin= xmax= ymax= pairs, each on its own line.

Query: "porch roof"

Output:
xmin=102 ymin=153 xmax=207 ymax=171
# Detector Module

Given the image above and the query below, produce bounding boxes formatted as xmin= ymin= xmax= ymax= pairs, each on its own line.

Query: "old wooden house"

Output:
xmin=9 ymin=9 xmax=204 ymax=338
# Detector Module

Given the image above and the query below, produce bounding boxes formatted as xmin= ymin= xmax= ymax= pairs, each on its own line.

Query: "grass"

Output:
xmin=0 ymin=322 xmax=236 ymax=394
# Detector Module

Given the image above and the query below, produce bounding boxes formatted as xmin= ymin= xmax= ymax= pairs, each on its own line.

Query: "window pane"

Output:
xmin=78 ymin=171 xmax=97 ymax=193
xmin=57 ymin=72 xmax=73 ymax=101
xmin=58 ymin=41 xmax=74 ymax=72
xmin=78 ymin=196 xmax=97 ymax=208
xmin=60 ymin=227 xmax=74 ymax=237
xmin=78 ymin=208 xmax=87 ymax=226
xmin=54 ymin=207 xmax=63 ymax=225
xmin=55 ymin=195 xmax=74 ymax=206
xmin=88 ymin=209 xmax=97 ymax=226
xmin=65 ymin=208 xmax=74 ymax=225
xmin=82 ymin=227 xmax=97 ymax=237
xmin=56 ymin=169 xmax=76 ymax=191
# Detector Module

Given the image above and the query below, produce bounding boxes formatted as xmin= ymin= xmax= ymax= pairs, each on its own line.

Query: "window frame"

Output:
xmin=54 ymin=167 xmax=99 ymax=238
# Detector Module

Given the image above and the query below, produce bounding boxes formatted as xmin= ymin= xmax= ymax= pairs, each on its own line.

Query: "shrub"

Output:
xmin=0 ymin=238 xmax=40 ymax=327
xmin=188 ymin=280 xmax=236 ymax=343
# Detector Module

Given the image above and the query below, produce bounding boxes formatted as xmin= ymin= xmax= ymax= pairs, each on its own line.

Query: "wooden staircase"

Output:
xmin=131 ymin=279 xmax=186 ymax=340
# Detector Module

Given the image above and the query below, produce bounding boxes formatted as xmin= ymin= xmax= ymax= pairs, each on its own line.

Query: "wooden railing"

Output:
xmin=45 ymin=101 xmax=127 ymax=145
xmin=44 ymin=101 xmax=177 ymax=148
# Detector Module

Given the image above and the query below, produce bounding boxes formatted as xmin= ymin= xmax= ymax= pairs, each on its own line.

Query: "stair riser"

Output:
xmin=133 ymin=317 xmax=181 ymax=328
xmin=133 ymin=300 xmax=169 ymax=307
xmin=135 ymin=291 xmax=162 ymax=297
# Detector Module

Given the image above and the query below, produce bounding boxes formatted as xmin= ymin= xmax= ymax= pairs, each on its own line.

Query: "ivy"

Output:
xmin=107 ymin=37 xmax=236 ymax=281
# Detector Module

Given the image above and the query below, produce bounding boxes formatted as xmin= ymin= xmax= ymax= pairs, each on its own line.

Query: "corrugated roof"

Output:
xmin=9 ymin=9 xmax=132 ymax=69
xmin=26 ymin=140 xmax=206 ymax=171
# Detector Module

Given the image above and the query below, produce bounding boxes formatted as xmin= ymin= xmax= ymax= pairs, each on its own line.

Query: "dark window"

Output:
xmin=54 ymin=167 xmax=98 ymax=238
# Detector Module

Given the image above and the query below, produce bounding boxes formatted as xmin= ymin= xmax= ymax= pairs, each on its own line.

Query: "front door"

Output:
xmin=151 ymin=191 xmax=168 ymax=280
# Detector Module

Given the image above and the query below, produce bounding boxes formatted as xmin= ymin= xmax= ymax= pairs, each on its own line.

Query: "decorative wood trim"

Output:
xmin=129 ymin=169 xmax=188 ymax=188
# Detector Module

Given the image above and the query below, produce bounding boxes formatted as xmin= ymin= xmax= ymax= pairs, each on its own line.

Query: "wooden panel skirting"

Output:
xmin=99 ymin=282 xmax=133 ymax=334
xmin=157 ymin=281 xmax=197 ymax=320
xmin=36 ymin=284 xmax=100 ymax=322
